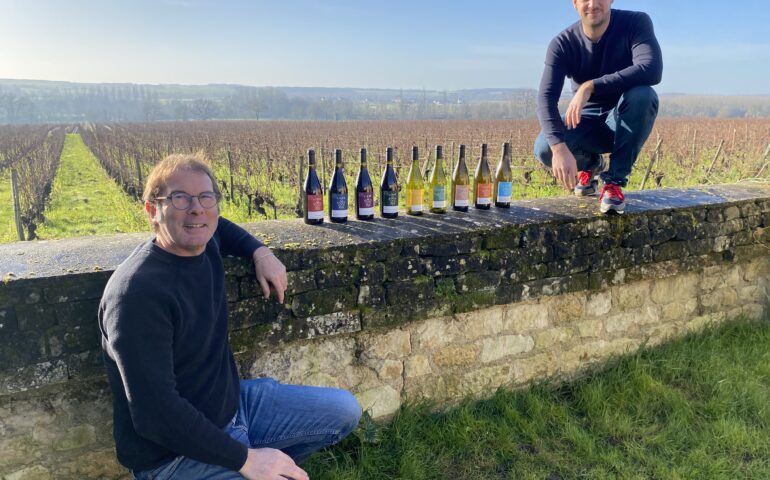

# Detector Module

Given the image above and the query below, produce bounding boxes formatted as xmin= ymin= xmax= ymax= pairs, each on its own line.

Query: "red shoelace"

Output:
xmin=600 ymin=184 xmax=624 ymax=201
xmin=577 ymin=171 xmax=592 ymax=186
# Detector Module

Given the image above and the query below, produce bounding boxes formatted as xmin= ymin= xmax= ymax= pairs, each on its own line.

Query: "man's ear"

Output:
xmin=145 ymin=201 xmax=158 ymax=226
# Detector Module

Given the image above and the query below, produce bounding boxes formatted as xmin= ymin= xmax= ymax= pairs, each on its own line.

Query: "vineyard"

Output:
xmin=2 ymin=118 xmax=770 ymax=242
xmin=0 ymin=125 xmax=66 ymax=241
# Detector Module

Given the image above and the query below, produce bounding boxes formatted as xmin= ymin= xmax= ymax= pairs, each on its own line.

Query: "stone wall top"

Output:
xmin=2 ymin=184 xmax=768 ymax=281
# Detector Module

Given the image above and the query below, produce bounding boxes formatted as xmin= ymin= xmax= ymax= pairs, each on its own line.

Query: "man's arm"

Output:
xmin=537 ymin=37 xmax=579 ymax=190
xmin=217 ymin=217 xmax=288 ymax=303
xmin=591 ymin=12 xmax=663 ymax=95
xmin=536 ymin=37 xmax=569 ymax=147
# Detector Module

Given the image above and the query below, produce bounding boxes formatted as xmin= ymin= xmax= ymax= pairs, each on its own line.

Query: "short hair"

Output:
xmin=143 ymin=152 xmax=221 ymax=203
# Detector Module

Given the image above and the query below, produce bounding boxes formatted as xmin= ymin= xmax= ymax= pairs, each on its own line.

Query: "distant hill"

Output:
xmin=1 ymin=79 xmax=768 ymax=124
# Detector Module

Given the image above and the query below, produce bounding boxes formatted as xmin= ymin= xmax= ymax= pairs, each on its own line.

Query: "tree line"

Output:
xmin=1 ymin=80 xmax=769 ymax=125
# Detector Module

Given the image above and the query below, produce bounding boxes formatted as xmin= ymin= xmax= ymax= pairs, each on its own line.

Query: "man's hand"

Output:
xmin=239 ymin=448 xmax=309 ymax=480
xmin=551 ymin=143 xmax=578 ymax=191
xmin=253 ymin=246 xmax=288 ymax=304
xmin=565 ymin=80 xmax=594 ymax=129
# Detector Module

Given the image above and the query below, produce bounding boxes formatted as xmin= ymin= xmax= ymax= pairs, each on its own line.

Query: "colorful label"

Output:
xmin=454 ymin=185 xmax=469 ymax=207
xmin=476 ymin=183 xmax=492 ymax=205
xmin=496 ymin=181 xmax=512 ymax=203
xmin=432 ymin=185 xmax=446 ymax=208
xmin=357 ymin=191 xmax=374 ymax=215
xmin=330 ymin=192 xmax=347 ymax=218
xmin=406 ymin=188 xmax=423 ymax=212
xmin=381 ymin=190 xmax=398 ymax=213
xmin=307 ymin=193 xmax=323 ymax=219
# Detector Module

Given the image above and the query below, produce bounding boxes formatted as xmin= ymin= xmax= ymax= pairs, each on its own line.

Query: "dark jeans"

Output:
xmin=534 ymin=86 xmax=659 ymax=187
xmin=133 ymin=378 xmax=362 ymax=479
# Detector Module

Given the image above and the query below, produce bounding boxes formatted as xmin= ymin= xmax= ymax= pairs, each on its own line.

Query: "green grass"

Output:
xmin=305 ymin=315 xmax=770 ymax=479
xmin=35 ymin=134 xmax=147 ymax=239
xmin=0 ymin=169 xmax=21 ymax=243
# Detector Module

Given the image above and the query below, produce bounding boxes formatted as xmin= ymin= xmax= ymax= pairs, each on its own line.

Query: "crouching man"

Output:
xmin=534 ymin=0 xmax=663 ymax=214
xmin=99 ymin=153 xmax=361 ymax=479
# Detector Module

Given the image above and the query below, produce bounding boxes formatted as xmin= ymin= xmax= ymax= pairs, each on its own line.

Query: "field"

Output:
xmin=1 ymin=118 xmax=769 ymax=242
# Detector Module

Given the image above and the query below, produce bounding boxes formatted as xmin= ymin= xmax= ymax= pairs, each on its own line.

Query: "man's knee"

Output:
xmin=335 ymin=390 xmax=362 ymax=436
xmin=619 ymin=86 xmax=659 ymax=115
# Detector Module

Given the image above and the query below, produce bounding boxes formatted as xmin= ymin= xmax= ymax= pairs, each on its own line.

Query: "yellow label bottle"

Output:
xmin=452 ymin=144 xmax=470 ymax=212
xmin=405 ymin=145 xmax=424 ymax=215
xmin=429 ymin=145 xmax=447 ymax=213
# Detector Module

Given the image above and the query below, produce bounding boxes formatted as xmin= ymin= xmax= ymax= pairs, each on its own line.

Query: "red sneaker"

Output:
xmin=599 ymin=184 xmax=626 ymax=214
xmin=574 ymin=170 xmax=598 ymax=196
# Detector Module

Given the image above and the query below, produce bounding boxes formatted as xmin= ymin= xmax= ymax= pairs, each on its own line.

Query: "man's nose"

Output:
xmin=187 ymin=196 xmax=205 ymax=212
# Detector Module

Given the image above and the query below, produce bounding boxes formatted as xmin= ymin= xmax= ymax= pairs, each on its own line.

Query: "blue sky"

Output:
xmin=1 ymin=0 xmax=769 ymax=94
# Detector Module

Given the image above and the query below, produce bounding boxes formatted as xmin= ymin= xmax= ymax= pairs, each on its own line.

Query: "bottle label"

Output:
xmin=496 ymin=182 xmax=512 ymax=203
xmin=454 ymin=185 xmax=469 ymax=207
xmin=381 ymin=190 xmax=398 ymax=213
xmin=307 ymin=193 xmax=323 ymax=219
xmin=407 ymin=188 xmax=423 ymax=212
xmin=330 ymin=192 xmax=347 ymax=218
xmin=357 ymin=191 xmax=374 ymax=215
xmin=432 ymin=185 xmax=446 ymax=208
xmin=476 ymin=183 xmax=492 ymax=205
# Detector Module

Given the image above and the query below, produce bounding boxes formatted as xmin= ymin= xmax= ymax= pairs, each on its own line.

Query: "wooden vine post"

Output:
xmin=226 ymin=146 xmax=235 ymax=202
xmin=134 ymin=157 xmax=143 ymax=198
xmin=690 ymin=129 xmax=698 ymax=161
xmin=703 ymin=139 xmax=725 ymax=180
xmin=755 ymin=142 xmax=770 ymax=177
xmin=297 ymin=154 xmax=305 ymax=214
xmin=639 ymin=138 xmax=663 ymax=190
xmin=11 ymin=169 xmax=25 ymax=241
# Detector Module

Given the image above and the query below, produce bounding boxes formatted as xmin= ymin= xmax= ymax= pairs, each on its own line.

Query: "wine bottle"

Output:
xmin=380 ymin=146 xmax=399 ymax=219
xmin=303 ymin=149 xmax=324 ymax=225
xmin=328 ymin=148 xmax=348 ymax=223
xmin=355 ymin=147 xmax=374 ymax=220
xmin=405 ymin=145 xmax=424 ymax=216
xmin=452 ymin=144 xmax=469 ymax=212
xmin=429 ymin=145 xmax=447 ymax=214
xmin=474 ymin=143 xmax=492 ymax=209
xmin=493 ymin=142 xmax=513 ymax=208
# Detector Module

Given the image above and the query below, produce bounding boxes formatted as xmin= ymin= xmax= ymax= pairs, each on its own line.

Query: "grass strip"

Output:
xmin=36 ymin=134 xmax=146 ymax=239
xmin=306 ymin=315 xmax=770 ymax=479
xmin=0 ymin=169 xmax=20 ymax=243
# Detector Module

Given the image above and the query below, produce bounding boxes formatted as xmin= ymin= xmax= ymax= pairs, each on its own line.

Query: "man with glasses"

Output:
xmin=99 ymin=153 xmax=361 ymax=480
xmin=533 ymin=0 xmax=662 ymax=214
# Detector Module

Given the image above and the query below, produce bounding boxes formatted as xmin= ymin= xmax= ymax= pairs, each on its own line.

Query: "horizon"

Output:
xmin=3 ymin=78 xmax=770 ymax=99
xmin=2 ymin=0 xmax=769 ymax=96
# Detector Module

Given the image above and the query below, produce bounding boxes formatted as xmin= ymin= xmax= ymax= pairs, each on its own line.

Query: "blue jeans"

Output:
xmin=133 ymin=378 xmax=361 ymax=480
xmin=534 ymin=86 xmax=659 ymax=187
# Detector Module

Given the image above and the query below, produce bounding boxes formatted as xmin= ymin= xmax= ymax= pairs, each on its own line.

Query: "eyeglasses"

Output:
xmin=156 ymin=192 xmax=219 ymax=210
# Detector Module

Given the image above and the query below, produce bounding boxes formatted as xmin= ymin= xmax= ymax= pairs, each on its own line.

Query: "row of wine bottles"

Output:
xmin=302 ymin=142 xmax=513 ymax=224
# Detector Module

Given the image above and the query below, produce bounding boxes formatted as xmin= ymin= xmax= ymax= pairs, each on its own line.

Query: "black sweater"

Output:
xmin=536 ymin=9 xmax=663 ymax=146
xmin=99 ymin=218 xmax=262 ymax=472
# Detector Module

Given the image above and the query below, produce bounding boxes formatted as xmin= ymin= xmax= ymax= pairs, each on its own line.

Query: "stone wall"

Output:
xmin=1 ymin=185 xmax=769 ymax=480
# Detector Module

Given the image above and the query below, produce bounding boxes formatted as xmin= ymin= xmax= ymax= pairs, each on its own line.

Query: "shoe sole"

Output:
xmin=575 ymin=188 xmax=597 ymax=197
xmin=600 ymin=201 xmax=626 ymax=214
xmin=574 ymin=180 xmax=598 ymax=197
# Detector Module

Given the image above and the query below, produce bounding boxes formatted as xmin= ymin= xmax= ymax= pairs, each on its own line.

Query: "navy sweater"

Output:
xmin=536 ymin=9 xmax=663 ymax=146
xmin=99 ymin=218 xmax=262 ymax=472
